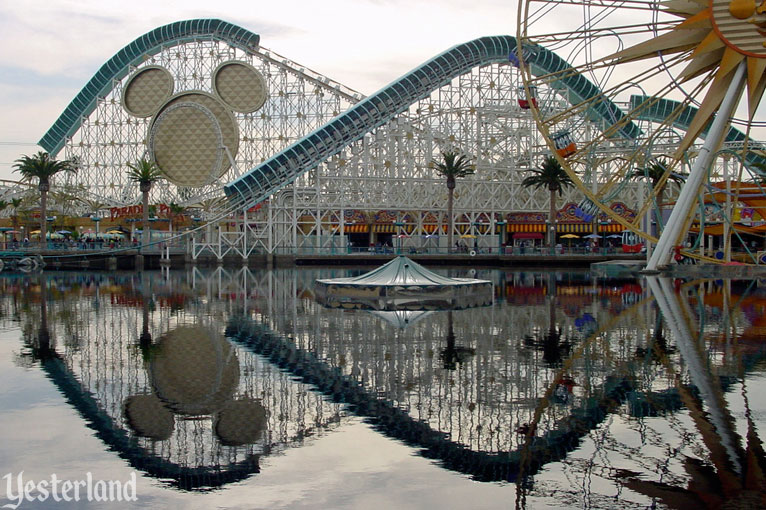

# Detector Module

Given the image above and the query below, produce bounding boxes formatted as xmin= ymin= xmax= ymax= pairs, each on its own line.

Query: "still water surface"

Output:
xmin=0 ymin=266 xmax=765 ymax=509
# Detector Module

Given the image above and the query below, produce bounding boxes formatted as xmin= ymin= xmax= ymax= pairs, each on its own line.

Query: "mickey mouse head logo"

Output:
xmin=122 ymin=61 xmax=268 ymax=187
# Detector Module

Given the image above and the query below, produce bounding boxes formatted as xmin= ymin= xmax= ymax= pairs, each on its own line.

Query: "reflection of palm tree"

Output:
xmin=439 ymin=311 xmax=475 ymax=370
xmin=635 ymin=308 xmax=676 ymax=362
xmin=137 ymin=272 xmax=156 ymax=361
xmin=35 ymin=275 xmax=54 ymax=359
xmin=523 ymin=294 xmax=572 ymax=367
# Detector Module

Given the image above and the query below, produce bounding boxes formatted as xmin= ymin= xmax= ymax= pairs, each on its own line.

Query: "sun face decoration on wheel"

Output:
xmin=606 ymin=0 xmax=766 ymax=154
xmin=122 ymin=61 xmax=268 ymax=187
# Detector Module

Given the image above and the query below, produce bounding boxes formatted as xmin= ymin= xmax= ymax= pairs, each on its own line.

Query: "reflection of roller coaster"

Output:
xmin=8 ymin=268 xmax=766 ymax=492
xmin=13 ymin=272 xmax=347 ymax=491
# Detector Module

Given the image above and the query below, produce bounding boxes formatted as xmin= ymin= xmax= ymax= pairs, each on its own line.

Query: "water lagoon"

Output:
xmin=0 ymin=266 xmax=764 ymax=509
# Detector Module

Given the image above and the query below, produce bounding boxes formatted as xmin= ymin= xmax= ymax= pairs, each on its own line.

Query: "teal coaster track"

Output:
xmin=223 ymin=33 xmax=642 ymax=210
xmin=38 ymin=19 xmax=644 ymax=214
xmin=630 ymin=95 xmax=766 ymax=169
xmin=39 ymin=19 xmax=260 ymax=156
xmin=224 ymin=313 xmax=762 ymax=482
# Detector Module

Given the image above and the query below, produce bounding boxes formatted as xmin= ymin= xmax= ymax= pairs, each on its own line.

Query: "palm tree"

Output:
xmin=127 ymin=158 xmax=163 ymax=249
xmin=521 ymin=155 xmax=574 ymax=248
xmin=433 ymin=151 xmax=474 ymax=251
xmin=629 ymin=158 xmax=686 ymax=233
xmin=13 ymin=151 xmax=77 ymax=247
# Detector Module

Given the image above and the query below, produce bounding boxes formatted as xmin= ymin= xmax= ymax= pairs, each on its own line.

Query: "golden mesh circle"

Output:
xmin=149 ymin=91 xmax=239 ymax=187
xmin=122 ymin=66 xmax=174 ymax=118
xmin=213 ymin=61 xmax=268 ymax=113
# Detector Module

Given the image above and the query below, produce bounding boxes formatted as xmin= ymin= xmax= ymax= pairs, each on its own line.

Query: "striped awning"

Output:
xmin=372 ymin=224 xmax=416 ymax=234
xmin=373 ymin=224 xmax=397 ymax=233
xmin=345 ymin=224 xmax=369 ymax=233
xmin=506 ymin=223 xmax=546 ymax=233
xmin=507 ymin=223 xmax=624 ymax=233
xmin=556 ymin=223 xmax=591 ymax=233
xmin=423 ymin=224 xmax=447 ymax=234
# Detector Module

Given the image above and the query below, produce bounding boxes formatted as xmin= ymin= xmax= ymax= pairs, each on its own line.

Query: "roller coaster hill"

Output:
xmin=8 ymin=18 xmax=761 ymax=267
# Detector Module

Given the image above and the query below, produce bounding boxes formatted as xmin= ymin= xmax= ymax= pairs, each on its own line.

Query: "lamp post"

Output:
xmin=547 ymin=221 xmax=556 ymax=254
xmin=473 ymin=222 xmax=483 ymax=252
xmin=149 ymin=216 xmax=158 ymax=248
xmin=394 ymin=222 xmax=404 ymax=255
xmin=599 ymin=221 xmax=610 ymax=254
xmin=496 ymin=220 xmax=506 ymax=254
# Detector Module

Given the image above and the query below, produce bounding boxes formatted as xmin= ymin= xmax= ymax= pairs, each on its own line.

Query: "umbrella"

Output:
xmin=57 ymin=230 xmax=72 ymax=234
xmin=560 ymin=233 xmax=579 ymax=250
xmin=105 ymin=229 xmax=125 ymax=235
xmin=584 ymin=233 xmax=601 ymax=239
xmin=607 ymin=234 xmax=622 ymax=239
xmin=36 ymin=232 xmax=64 ymax=240
xmin=460 ymin=234 xmax=478 ymax=239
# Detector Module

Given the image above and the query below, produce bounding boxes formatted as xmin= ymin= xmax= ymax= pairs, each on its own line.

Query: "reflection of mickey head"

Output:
xmin=121 ymin=61 xmax=268 ymax=187
xmin=123 ymin=325 xmax=269 ymax=445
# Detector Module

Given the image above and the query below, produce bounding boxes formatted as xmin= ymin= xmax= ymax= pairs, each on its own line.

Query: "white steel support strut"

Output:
xmin=645 ymin=61 xmax=747 ymax=271
xmin=646 ymin=277 xmax=743 ymax=473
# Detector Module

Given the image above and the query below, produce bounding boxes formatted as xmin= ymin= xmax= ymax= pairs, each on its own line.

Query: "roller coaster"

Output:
xmin=0 ymin=18 xmax=754 ymax=263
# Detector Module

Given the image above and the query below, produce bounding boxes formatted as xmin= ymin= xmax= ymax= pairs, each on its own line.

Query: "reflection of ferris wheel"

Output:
xmin=518 ymin=0 xmax=766 ymax=268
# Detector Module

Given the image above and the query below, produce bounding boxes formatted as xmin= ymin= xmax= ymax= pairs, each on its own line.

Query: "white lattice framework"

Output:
xmin=55 ymin=39 xmax=358 ymax=207
xmin=7 ymin=267 xmax=759 ymax=479
xmin=13 ymin=271 xmax=347 ymax=486
xmin=36 ymin=32 xmax=725 ymax=257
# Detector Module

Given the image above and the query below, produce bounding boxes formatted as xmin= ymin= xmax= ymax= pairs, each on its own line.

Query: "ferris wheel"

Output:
xmin=517 ymin=0 xmax=766 ymax=267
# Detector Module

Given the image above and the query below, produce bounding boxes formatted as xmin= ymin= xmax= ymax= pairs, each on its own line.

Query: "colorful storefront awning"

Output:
xmin=507 ymin=223 xmax=623 ymax=233
xmin=506 ymin=223 xmax=546 ymax=233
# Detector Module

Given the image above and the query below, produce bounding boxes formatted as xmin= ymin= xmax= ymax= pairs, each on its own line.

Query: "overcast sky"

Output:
xmin=0 ymin=0 xmax=515 ymax=181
